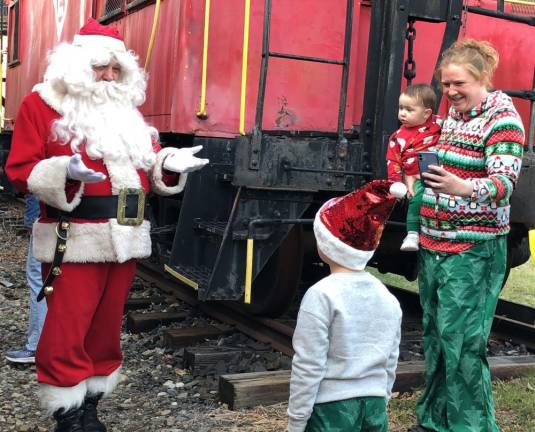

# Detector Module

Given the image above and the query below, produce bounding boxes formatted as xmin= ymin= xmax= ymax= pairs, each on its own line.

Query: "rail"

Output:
xmin=136 ymin=260 xmax=535 ymax=385
xmin=239 ymin=0 xmax=251 ymax=135
xmin=144 ymin=0 xmax=162 ymax=72
xmin=196 ymin=0 xmax=211 ymax=119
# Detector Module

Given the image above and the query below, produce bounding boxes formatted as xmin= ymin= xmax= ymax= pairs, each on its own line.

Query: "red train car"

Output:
xmin=3 ymin=1 xmax=534 ymax=134
xmin=2 ymin=0 xmax=534 ymax=315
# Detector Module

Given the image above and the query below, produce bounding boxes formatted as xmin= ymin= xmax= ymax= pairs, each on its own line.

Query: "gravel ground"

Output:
xmin=0 ymin=199 xmax=289 ymax=432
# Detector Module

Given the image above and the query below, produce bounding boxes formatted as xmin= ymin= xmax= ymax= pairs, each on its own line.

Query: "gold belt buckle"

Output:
xmin=117 ymin=188 xmax=146 ymax=226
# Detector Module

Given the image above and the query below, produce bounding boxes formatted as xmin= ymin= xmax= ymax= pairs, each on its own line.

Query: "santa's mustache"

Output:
xmin=88 ymin=80 xmax=131 ymax=106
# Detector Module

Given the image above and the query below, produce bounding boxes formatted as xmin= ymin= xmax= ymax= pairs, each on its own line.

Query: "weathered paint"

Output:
xmin=4 ymin=0 xmax=92 ymax=129
xmin=3 ymin=0 xmax=534 ymax=136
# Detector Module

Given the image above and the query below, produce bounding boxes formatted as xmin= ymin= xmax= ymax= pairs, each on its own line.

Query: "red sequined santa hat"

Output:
xmin=313 ymin=179 xmax=407 ymax=270
xmin=73 ymin=18 xmax=126 ymax=52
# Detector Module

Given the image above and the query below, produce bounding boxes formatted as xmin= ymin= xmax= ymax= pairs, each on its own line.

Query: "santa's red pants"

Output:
xmin=36 ymin=260 xmax=136 ymax=387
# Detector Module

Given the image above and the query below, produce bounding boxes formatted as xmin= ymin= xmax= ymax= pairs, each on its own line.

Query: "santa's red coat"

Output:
xmin=6 ymin=91 xmax=185 ymax=264
xmin=5 ymin=90 xmax=185 ymax=400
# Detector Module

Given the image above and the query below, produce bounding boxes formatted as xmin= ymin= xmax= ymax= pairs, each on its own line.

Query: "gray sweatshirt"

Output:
xmin=287 ymin=272 xmax=402 ymax=432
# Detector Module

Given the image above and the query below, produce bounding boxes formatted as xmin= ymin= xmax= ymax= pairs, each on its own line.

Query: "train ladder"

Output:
xmin=249 ymin=0 xmax=354 ymax=170
xmin=243 ymin=0 xmax=354 ymax=304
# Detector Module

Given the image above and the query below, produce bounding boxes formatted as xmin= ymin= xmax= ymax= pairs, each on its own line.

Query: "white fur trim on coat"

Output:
xmin=27 ymin=156 xmax=84 ymax=212
xmin=38 ymin=380 xmax=87 ymax=416
xmin=86 ymin=367 xmax=121 ymax=397
xmin=33 ymin=82 xmax=65 ymax=114
xmin=33 ymin=220 xmax=151 ymax=263
xmin=151 ymin=147 xmax=188 ymax=196
xmin=313 ymin=211 xmax=375 ymax=271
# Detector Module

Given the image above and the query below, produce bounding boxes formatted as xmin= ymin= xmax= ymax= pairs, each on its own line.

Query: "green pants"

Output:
xmin=416 ymin=237 xmax=507 ymax=432
xmin=305 ymin=396 xmax=387 ymax=432
xmin=406 ymin=180 xmax=424 ymax=232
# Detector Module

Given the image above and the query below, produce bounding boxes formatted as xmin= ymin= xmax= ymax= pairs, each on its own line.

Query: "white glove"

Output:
xmin=163 ymin=145 xmax=209 ymax=174
xmin=66 ymin=154 xmax=107 ymax=183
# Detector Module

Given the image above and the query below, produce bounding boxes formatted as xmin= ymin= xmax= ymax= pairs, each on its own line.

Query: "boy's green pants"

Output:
xmin=305 ymin=396 xmax=387 ymax=431
xmin=416 ymin=237 xmax=507 ymax=432
xmin=406 ymin=180 xmax=424 ymax=232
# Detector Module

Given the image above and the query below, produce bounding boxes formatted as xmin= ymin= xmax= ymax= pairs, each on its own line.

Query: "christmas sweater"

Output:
xmin=6 ymin=90 xmax=186 ymax=263
xmin=386 ymin=115 xmax=442 ymax=181
xmin=419 ymin=91 xmax=524 ymax=253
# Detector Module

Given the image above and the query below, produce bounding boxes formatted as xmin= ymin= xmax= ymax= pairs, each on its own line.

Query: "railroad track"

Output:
xmin=136 ymin=260 xmax=535 ymax=396
xmin=136 ymin=260 xmax=294 ymax=355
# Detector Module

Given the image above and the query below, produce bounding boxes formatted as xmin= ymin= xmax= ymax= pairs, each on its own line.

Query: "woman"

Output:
xmin=413 ymin=39 xmax=525 ymax=432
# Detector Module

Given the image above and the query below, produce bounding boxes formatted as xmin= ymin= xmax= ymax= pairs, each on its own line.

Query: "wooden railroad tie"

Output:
xmin=219 ymin=355 xmax=535 ymax=410
xmin=123 ymin=297 xmax=153 ymax=313
xmin=183 ymin=346 xmax=279 ymax=375
xmin=126 ymin=311 xmax=188 ymax=333
xmin=163 ymin=325 xmax=233 ymax=349
xmin=184 ymin=347 xmax=244 ymax=375
xmin=219 ymin=370 xmax=291 ymax=410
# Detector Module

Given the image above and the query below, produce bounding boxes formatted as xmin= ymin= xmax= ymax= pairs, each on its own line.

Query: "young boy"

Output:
xmin=287 ymin=179 xmax=406 ymax=432
xmin=386 ymin=84 xmax=441 ymax=251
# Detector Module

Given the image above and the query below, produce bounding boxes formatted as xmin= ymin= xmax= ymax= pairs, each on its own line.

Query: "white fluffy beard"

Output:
xmin=52 ymin=80 xmax=157 ymax=171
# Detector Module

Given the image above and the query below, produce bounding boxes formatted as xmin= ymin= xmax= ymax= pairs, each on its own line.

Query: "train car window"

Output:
xmin=7 ymin=0 xmax=20 ymax=67
xmin=100 ymin=0 xmax=124 ymax=21
xmin=507 ymin=0 xmax=535 ymax=17
xmin=98 ymin=0 xmax=154 ymax=21
xmin=464 ymin=0 xmax=535 ymax=16
xmin=126 ymin=0 xmax=153 ymax=12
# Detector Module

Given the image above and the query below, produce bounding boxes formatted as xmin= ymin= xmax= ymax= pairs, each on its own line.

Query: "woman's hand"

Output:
xmin=422 ymin=165 xmax=473 ymax=197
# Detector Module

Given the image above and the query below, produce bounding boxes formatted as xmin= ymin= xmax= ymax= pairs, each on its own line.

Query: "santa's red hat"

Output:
xmin=73 ymin=18 xmax=126 ymax=52
xmin=313 ymin=180 xmax=407 ymax=270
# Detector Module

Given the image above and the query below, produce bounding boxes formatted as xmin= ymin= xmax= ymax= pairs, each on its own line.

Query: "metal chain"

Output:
xmin=461 ymin=1 xmax=469 ymax=38
xmin=403 ymin=19 xmax=417 ymax=86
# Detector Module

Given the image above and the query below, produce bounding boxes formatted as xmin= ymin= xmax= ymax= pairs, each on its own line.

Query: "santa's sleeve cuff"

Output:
xmin=151 ymin=147 xmax=188 ymax=196
xmin=27 ymin=156 xmax=84 ymax=211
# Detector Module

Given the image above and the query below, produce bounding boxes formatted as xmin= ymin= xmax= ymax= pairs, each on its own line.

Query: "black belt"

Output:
xmin=44 ymin=189 xmax=147 ymax=224
xmin=37 ymin=189 xmax=146 ymax=302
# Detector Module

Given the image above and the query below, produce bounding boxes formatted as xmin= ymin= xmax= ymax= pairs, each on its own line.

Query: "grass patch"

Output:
xmin=493 ymin=370 xmax=535 ymax=431
xmin=501 ymin=260 xmax=535 ymax=306
xmin=368 ymin=258 xmax=535 ymax=307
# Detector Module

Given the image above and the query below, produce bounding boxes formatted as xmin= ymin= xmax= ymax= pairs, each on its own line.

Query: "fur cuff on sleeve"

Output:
xmin=151 ymin=147 xmax=188 ymax=196
xmin=27 ymin=156 xmax=84 ymax=211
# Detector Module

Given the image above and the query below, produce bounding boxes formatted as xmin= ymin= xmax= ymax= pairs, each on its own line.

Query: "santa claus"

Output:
xmin=5 ymin=19 xmax=208 ymax=432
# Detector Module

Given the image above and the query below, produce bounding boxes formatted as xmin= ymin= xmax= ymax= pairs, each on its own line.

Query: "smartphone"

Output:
xmin=418 ymin=151 xmax=439 ymax=188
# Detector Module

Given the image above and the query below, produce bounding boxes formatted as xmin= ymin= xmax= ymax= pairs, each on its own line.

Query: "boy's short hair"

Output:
xmin=401 ymin=84 xmax=436 ymax=110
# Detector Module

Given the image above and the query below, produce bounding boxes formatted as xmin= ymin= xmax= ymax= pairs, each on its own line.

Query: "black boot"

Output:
xmin=82 ymin=393 xmax=107 ymax=432
xmin=53 ymin=406 xmax=84 ymax=432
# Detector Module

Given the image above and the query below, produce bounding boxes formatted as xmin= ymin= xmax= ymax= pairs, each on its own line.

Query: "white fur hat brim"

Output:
xmin=313 ymin=202 xmax=375 ymax=271
xmin=73 ymin=34 xmax=126 ymax=52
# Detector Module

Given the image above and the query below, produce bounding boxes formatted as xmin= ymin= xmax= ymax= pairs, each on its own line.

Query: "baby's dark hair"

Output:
xmin=401 ymin=84 xmax=436 ymax=111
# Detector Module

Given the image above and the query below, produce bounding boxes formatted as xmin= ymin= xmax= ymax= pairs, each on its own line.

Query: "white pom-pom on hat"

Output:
xmin=389 ymin=182 xmax=407 ymax=199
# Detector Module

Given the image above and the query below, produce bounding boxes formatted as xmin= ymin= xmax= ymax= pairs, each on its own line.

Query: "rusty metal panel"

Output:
xmin=3 ymin=0 xmax=534 ymax=137
xmin=164 ymin=0 xmax=372 ymax=136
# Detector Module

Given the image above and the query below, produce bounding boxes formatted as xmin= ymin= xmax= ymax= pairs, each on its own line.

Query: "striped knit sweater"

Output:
xmin=419 ymin=91 xmax=524 ymax=253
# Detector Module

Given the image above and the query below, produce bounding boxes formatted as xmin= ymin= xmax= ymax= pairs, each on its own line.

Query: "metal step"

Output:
xmin=193 ymin=219 xmax=272 ymax=240
xmin=164 ymin=263 xmax=211 ymax=291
